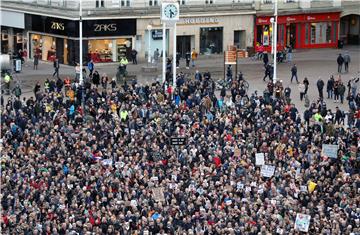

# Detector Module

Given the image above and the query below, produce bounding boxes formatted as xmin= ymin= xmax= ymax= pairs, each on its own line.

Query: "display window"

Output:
xmin=88 ymin=38 xmax=132 ymax=63
xmin=30 ymin=34 xmax=56 ymax=61
xmin=200 ymin=27 xmax=223 ymax=54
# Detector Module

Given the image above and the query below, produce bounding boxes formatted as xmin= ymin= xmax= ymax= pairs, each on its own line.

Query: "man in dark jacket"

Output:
xmin=327 ymin=75 xmax=335 ymax=99
xmin=263 ymin=51 xmax=269 ymax=66
xmin=337 ymin=54 xmax=344 ymax=73
xmin=290 ymin=64 xmax=298 ymax=83
xmin=52 ymin=58 xmax=60 ymax=78
xmin=338 ymin=82 xmax=346 ymax=104
xmin=317 ymin=78 xmax=325 ymax=99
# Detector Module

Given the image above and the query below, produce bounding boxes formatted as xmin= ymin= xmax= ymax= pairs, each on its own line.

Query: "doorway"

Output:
xmin=286 ymin=23 xmax=296 ymax=48
xmin=177 ymin=36 xmax=191 ymax=58
xmin=234 ymin=30 xmax=246 ymax=49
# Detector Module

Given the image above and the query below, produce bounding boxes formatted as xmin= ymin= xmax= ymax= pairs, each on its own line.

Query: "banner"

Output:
xmin=322 ymin=144 xmax=339 ymax=159
xmin=255 ymin=153 xmax=265 ymax=166
xmin=308 ymin=181 xmax=317 ymax=193
xmin=261 ymin=165 xmax=275 ymax=178
xmin=294 ymin=213 xmax=311 ymax=232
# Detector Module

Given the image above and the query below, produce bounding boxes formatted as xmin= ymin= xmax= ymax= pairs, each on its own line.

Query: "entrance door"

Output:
xmin=234 ymin=30 xmax=246 ymax=49
xmin=286 ymin=23 xmax=297 ymax=48
xmin=177 ymin=36 xmax=191 ymax=58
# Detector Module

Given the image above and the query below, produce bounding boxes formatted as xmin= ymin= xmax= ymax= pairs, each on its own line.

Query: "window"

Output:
xmin=178 ymin=0 xmax=186 ymax=5
xmin=263 ymin=0 xmax=272 ymax=4
xmin=149 ymin=0 xmax=158 ymax=6
xmin=284 ymin=0 xmax=296 ymax=3
xmin=205 ymin=0 xmax=214 ymax=4
xmin=310 ymin=22 xmax=333 ymax=44
xmin=200 ymin=27 xmax=223 ymax=54
xmin=96 ymin=0 xmax=105 ymax=8
xmin=256 ymin=25 xmax=272 ymax=46
xmin=305 ymin=23 xmax=309 ymax=45
xmin=121 ymin=0 xmax=130 ymax=6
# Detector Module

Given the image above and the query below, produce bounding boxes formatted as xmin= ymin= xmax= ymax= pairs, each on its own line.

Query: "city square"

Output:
xmin=1 ymin=0 xmax=360 ymax=234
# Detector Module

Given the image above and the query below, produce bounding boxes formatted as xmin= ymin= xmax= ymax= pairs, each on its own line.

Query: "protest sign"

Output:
xmin=255 ymin=153 xmax=265 ymax=166
xmin=294 ymin=213 xmax=311 ymax=232
xmin=322 ymin=144 xmax=339 ymax=159
xmin=152 ymin=187 xmax=165 ymax=202
xmin=261 ymin=165 xmax=275 ymax=177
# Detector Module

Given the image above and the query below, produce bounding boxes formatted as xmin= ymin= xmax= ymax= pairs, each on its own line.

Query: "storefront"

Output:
xmin=255 ymin=12 xmax=340 ymax=52
xmin=0 ymin=10 xmax=26 ymax=55
xmin=137 ymin=13 xmax=254 ymax=59
xmin=26 ymin=14 xmax=136 ymax=65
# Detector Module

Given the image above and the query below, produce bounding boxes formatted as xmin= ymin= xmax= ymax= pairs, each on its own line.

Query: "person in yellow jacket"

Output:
xmin=4 ymin=73 xmax=11 ymax=95
xmin=191 ymin=48 xmax=198 ymax=67
xmin=120 ymin=110 xmax=128 ymax=122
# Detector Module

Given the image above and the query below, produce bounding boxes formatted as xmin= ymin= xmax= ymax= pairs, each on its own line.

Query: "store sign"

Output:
xmin=50 ymin=21 xmax=65 ymax=30
xmin=94 ymin=23 xmax=117 ymax=32
xmin=179 ymin=17 xmax=219 ymax=25
xmin=84 ymin=19 xmax=136 ymax=37
xmin=306 ymin=16 xmax=316 ymax=21
xmin=286 ymin=17 xmax=297 ymax=22
xmin=257 ymin=18 xmax=269 ymax=24
xmin=152 ymin=30 xmax=163 ymax=40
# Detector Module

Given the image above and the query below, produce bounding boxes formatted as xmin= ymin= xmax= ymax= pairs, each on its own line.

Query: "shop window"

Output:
xmin=332 ymin=22 xmax=337 ymax=43
xmin=200 ymin=27 xmax=223 ymax=54
xmin=305 ymin=23 xmax=309 ymax=45
xmin=96 ymin=0 xmax=105 ymax=8
xmin=297 ymin=24 xmax=301 ymax=48
xmin=278 ymin=24 xmax=285 ymax=46
xmin=310 ymin=22 xmax=333 ymax=44
xmin=256 ymin=25 xmax=272 ymax=46
xmin=121 ymin=0 xmax=130 ymax=6
xmin=205 ymin=0 xmax=214 ymax=4
xmin=178 ymin=0 xmax=186 ymax=4
xmin=149 ymin=0 xmax=158 ymax=6
xmin=263 ymin=0 xmax=272 ymax=3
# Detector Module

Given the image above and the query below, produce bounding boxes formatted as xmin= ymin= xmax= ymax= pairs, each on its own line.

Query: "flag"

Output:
xmin=308 ymin=181 xmax=317 ymax=193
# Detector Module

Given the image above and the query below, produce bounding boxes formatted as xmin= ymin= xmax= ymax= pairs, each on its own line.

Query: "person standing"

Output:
xmin=101 ymin=73 xmax=108 ymax=90
xmin=338 ymin=82 xmax=346 ymax=104
xmin=92 ymin=71 xmax=100 ymax=88
xmin=290 ymin=64 xmax=299 ymax=83
xmin=191 ymin=48 xmax=198 ymax=67
xmin=131 ymin=49 xmax=138 ymax=64
xmin=12 ymin=84 xmax=22 ymax=98
xmin=343 ymin=51 xmax=351 ymax=73
xmin=185 ymin=51 xmax=191 ymax=69
xmin=263 ymin=64 xmax=272 ymax=82
xmin=52 ymin=58 xmax=60 ymax=78
xmin=287 ymin=45 xmax=292 ymax=63
xmin=337 ymin=53 xmax=344 ymax=73
xmin=33 ymin=82 xmax=41 ymax=97
xmin=4 ymin=73 xmax=11 ymax=95
xmin=316 ymin=78 xmax=325 ymax=99
xmin=333 ymin=80 xmax=340 ymax=103
xmin=153 ymin=48 xmax=160 ymax=65
xmin=327 ymin=75 xmax=335 ymax=99
xmin=87 ymin=60 xmax=94 ymax=76
xmin=33 ymin=53 xmax=39 ymax=70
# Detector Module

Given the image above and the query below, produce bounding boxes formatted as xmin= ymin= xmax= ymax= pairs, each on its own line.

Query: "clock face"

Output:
xmin=164 ymin=4 xmax=178 ymax=19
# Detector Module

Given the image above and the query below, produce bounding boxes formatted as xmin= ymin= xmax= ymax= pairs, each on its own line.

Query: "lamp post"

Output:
xmin=273 ymin=0 xmax=278 ymax=84
xmin=79 ymin=0 xmax=84 ymax=110
xmin=147 ymin=24 xmax=152 ymax=65
xmin=270 ymin=17 xmax=274 ymax=55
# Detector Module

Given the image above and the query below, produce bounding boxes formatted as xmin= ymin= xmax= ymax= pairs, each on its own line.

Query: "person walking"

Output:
xmin=290 ymin=64 xmax=299 ymax=83
xmin=101 ymin=73 xmax=108 ymax=90
xmin=87 ymin=60 xmax=94 ymax=77
xmin=12 ymin=84 xmax=21 ymax=98
xmin=33 ymin=53 xmax=39 ymax=70
xmin=191 ymin=48 xmax=198 ymax=67
xmin=298 ymin=81 xmax=305 ymax=101
xmin=343 ymin=51 xmax=351 ymax=73
xmin=33 ymin=82 xmax=41 ymax=97
xmin=316 ymin=78 xmax=325 ymax=99
xmin=131 ymin=49 xmax=138 ymax=64
xmin=337 ymin=53 xmax=344 ymax=73
xmin=334 ymin=80 xmax=340 ymax=103
xmin=263 ymin=64 xmax=272 ymax=82
xmin=303 ymin=77 xmax=309 ymax=95
xmin=52 ymin=58 xmax=60 ymax=78
xmin=92 ymin=71 xmax=100 ymax=88
xmin=327 ymin=75 xmax=335 ymax=99
xmin=263 ymin=51 xmax=269 ymax=67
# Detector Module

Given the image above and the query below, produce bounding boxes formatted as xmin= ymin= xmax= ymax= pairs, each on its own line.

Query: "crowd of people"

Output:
xmin=1 ymin=64 xmax=359 ymax=234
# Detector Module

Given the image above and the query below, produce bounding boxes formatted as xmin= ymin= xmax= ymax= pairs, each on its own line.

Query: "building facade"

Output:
xmin=0 ymin=0 xmax=359 ymax=64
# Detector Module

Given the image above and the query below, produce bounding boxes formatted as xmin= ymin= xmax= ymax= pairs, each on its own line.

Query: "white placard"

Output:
xmin=294 ymin=213 xmax=311 ymax=232
xmin=255 ymin=153 xmax=265 ymax=166
xmin=261 ymin=165 xmax=275 ymax=178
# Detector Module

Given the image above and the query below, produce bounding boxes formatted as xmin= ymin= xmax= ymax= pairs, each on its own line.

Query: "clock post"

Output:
xmin=161 ymin=2 xmax=180 ymax=88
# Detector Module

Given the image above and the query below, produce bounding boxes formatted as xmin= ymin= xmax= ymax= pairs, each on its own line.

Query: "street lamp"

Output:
xmin=270 ymin=17 xmax=274 ymax=55
xmin=273 ymin=0 xmax=278 ymax=84
xmin=147 ymin=24 xmax=152 ymax=65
